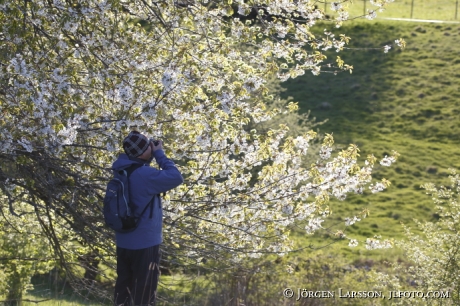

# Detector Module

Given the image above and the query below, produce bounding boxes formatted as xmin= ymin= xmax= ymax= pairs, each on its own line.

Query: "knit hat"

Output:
xmin=123 ymin=131 xmax=150 ymax=158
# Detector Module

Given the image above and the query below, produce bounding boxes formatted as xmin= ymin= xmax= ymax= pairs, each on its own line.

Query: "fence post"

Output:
xmin=456 ymin=0 xmax=458 ymax=19
xmin=410 ymin=0 xmax=415 ymax=18
xmin=363 ymin=0 xmax=366 ymax=16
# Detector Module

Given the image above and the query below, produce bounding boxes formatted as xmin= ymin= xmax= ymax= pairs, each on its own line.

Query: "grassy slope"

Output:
xmin=280 ymin=20 xmax=460 ymax=260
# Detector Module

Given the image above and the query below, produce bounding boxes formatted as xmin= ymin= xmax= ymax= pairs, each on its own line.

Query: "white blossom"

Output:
xmin=311 ymin=66 xmax=321 ymax=76
xmin=345 ymin=216 xmax=361 ymax=226
xmin=162 ymin=68 xmax=178 ymax=90
xmin=336 ymin=11 xmax=349 ymax=22
xmin=282 ymin=205 xmax=293 ymax=215
xmin=18 ymin=137 xmax=33 ymax=153
xmin=305 ymin=218 xmax=324 ymax=234
xmin=369 ymin=182 xmax=384 ymax=193
xmin=366 ymin=9 xmax=377 ymax=20
xmin=380 ymin=155 xmax=396 ymax=166
xmin=395 ymin=39 xmax=403 ymax=47
xmin=243 ymin=77 xmax=263 ymax=92
xmin=331 ymin=2 xmax=342 ymax=11
xmin=319 ymin=145 xmax=332 ymax=159
xmin=348 ymin=239 xmax=358 ymax=247
xmin=365 ymin=237 xmax=392 ymax=250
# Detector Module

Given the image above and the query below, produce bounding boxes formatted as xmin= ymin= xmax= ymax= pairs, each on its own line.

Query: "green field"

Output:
xmin=328 ymin=0 xmax=460 ymax=21
xmin=279 ymin=19 xmax=460 ymax=260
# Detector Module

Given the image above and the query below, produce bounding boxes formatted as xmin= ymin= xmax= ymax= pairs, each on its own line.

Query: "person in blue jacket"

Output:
xmin=113 ymin=131 xmax=183 ymax=306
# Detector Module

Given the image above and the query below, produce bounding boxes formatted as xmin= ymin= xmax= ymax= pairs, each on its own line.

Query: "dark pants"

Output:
xmin=114 ymin=244 xmax=161 ymax=306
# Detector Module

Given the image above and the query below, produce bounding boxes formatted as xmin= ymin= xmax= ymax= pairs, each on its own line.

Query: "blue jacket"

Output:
xmin=112 ymin=150 xmax=183 ymax=249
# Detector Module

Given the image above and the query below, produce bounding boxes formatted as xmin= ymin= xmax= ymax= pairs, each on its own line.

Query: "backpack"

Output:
xmin=103 ymin=163 xmax=154 ymax=233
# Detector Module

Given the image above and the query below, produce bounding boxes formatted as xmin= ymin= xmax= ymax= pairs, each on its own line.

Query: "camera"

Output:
xmin=150 ymin=138 xmax=160 ymax=146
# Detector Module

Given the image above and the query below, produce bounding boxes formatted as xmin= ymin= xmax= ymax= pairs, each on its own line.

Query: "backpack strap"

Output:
xmin=137 ymin=195 xmax=155 ymax=219
xmin=125 ymin=163 xmax=143 ymax=207
xmin=125 ymin=163 xmax=143 ymax=177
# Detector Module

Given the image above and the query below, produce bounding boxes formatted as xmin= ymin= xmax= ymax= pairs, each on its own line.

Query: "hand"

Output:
xmin=151 ymin=140 xmax=163 ymax=152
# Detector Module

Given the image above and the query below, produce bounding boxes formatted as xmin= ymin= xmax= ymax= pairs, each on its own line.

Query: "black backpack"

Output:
xmin=103 ymin=164 xmax=154 ymax=233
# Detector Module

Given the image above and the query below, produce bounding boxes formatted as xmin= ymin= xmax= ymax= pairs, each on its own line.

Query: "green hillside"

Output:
xmin=280 ymin=20 xmax=460 ymax=255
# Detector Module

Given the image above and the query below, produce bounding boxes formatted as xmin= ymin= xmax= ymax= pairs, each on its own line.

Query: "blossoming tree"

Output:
xmin=0 ymin=0 xmax=401 ymax=299
xmin=371 ymin=169 xmax=460 ymax=305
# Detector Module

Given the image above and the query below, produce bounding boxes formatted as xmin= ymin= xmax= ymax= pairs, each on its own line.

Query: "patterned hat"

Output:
xmin=123 ymin=131 xmax=150 ymax=158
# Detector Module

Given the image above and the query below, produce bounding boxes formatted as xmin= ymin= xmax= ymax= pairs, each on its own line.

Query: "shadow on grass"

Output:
xmin=26 ymin=272 xmax=111 ymax=306
xmin=277 ymin=20 xmax=460 ymax=241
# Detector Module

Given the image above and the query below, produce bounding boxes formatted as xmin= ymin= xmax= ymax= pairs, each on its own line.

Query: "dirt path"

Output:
xmin=380 ymin=17 xmax=460 ymax=24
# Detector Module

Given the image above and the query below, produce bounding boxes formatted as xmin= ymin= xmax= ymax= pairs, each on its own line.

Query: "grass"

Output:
xmin=325 ymin=0 xmax=460 ymax=21
xmin=278 ymin=19 xmax=460 ymax=260
xmin=22 ymin=273 xmax=202 ymax=306
xmin=22 ymin=281 xmax=107 ymax=306
xmin=20 ymin=297 xmax=93 ymax=306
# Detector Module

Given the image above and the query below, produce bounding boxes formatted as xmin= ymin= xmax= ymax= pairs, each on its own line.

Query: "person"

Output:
xmin=113 ymin=131 xmax=183 ymax=306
